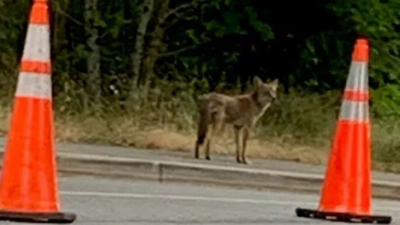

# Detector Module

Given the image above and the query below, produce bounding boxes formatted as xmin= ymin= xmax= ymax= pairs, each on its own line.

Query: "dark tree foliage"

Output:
xmin=0 ymin=0 xmax=399 ymax=116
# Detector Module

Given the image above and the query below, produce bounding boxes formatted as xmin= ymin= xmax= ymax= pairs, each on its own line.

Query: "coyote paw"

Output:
xmin=242 ymin=159 xmax=252 ymax=165
xmin=205 ymin=156 xmax=211 ymax=160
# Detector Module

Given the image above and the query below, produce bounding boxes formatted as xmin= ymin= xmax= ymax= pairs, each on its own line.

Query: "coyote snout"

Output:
xmin=194 ymin=76 xmax=279 ymax=164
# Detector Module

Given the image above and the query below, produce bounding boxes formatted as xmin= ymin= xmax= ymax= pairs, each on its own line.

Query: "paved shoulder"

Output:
xmin=0 ymin=136 xmax=400 ymax=200
xmin=57 ymin=175 xmax=400 ymax=224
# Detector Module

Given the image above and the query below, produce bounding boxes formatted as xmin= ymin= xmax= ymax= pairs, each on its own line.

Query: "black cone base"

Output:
xmin=0 ymin=210 xmax=77 ymax=223
xmin=296 ymin=208 xmax=391 ymax=224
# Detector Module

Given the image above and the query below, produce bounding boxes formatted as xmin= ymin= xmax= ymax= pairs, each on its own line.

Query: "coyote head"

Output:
xmin=252 ymin=76 xmax=279 ymax=106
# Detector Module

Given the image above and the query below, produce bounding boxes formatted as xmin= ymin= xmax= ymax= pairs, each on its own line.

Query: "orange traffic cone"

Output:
xmin=0 ymin=0 xmax=76 ymax=223
xmin=295 ymin=37 xmax=392 ymax=224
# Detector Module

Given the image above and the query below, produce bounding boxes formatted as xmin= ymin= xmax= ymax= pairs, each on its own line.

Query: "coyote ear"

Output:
xmin=270 ymin=78 xmax=279 ymax=85
xmin=269 ymin=79 xmax=279 ymax=90
xmin=253 ymin=76 xmax=263 ymax=88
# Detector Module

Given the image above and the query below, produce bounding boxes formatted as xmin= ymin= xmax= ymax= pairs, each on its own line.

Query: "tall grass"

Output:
xmin=0 ymin=78 xmax=399 ymax=171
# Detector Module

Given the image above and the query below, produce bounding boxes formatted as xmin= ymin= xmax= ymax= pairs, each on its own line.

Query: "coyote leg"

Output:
xmin=234 ymin=126 xmax=243 ymax=163
xmin=241 ymin=127 xmax=251 ymax=164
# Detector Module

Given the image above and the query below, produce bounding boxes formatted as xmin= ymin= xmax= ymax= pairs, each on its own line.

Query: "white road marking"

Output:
xmin=61 ymin=190 xmax=315 ymax=206
xmin=60 ymin=190 xmax=400 ymax=213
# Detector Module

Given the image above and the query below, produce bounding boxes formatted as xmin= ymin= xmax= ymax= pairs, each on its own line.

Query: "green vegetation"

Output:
xmin=1 ymin=0 xmax=400 ymax=170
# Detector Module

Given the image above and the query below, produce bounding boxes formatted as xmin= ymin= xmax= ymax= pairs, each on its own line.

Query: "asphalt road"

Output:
xmin=8 ymin=174 xmax=400 ymax=225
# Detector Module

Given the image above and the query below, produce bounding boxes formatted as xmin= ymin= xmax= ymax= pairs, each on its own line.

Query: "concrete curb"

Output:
xmin=0 ymin=149 xmax=399 ymax=200
xmin=56 ymin=152 xmax=400 ymax=200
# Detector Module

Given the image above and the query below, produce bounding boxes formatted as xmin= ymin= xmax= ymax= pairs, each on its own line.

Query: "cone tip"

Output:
xmin=30 ymin=0 xmax=50 ymax=24
xmin=352 ymin=37 xmax=369 ymax=62
xmin=356 ymin=38 xmax=368 ymax=45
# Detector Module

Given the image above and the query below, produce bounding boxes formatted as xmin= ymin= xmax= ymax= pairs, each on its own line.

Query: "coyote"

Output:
xmin=194 ymin=76 xmax=279 ymax=164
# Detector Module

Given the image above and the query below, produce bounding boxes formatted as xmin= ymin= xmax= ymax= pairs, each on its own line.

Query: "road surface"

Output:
xmin=9 ymin=174 xmax=400 ymax=225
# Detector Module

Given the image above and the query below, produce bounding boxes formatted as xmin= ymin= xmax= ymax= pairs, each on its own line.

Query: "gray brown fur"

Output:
xmin=194 ymin=76 xmax=279 ymax=164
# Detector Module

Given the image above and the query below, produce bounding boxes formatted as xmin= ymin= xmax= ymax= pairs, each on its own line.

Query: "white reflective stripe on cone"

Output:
xmin=15 ymin=72 xmax=52 ymax=99
xmin=21 ymin=24 xmax=50 ymax=62
xmin=339 ymin=99 xmax=369 ymax=122
xmin=345 ymin=61 xmax=368 ymax=91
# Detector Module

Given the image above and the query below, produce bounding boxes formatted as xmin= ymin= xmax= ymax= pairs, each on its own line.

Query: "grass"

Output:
xmin=0 ymin=80 xmax=399 ymax=173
